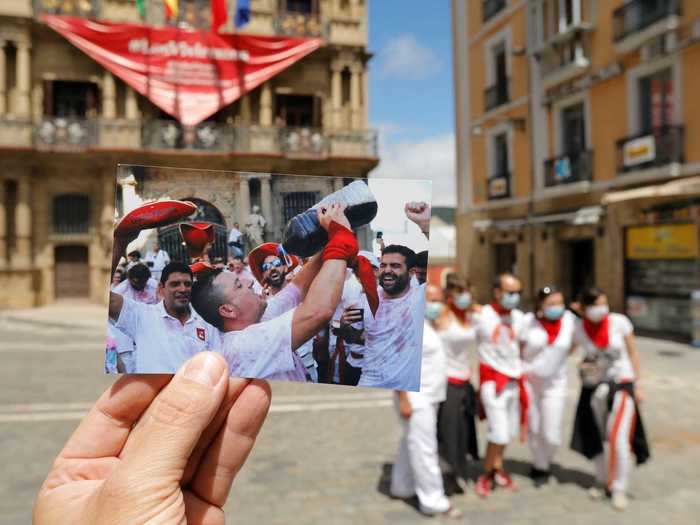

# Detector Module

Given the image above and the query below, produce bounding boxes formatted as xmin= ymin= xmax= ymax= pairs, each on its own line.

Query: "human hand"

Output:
xmin=404 ymin=201 xmax=431 ymax=231
xmin=340 ymin=307 xmax=363 ymax=327
xmin=398 ymin=396 xmax=412 ymax=419
xmin=34 ymin=352 xmax=271 ymax=525
xmin=635 ymin=384 xmax=645 ymax=403
xmin=317 ymin=202 xmax=351 ymax=231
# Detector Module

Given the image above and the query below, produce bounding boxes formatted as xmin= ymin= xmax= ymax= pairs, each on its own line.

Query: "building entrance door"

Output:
xmin=562 ymin=239 xmax=594 ymax=301
xmin=494 ymin=243 xmax=517 ymax=276
xmin=54 ymin=245 xmax=90 ymax=299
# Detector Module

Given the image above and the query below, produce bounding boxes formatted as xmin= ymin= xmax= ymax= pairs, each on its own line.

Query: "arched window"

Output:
xmin=53 ymin=194 xmax=90 ymax=234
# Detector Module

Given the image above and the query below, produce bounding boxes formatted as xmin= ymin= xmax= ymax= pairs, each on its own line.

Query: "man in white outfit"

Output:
xmin=390 ymin=284 xmax=462 ymax=519
xmin=144 ymin=240 xmax=170 ymax=282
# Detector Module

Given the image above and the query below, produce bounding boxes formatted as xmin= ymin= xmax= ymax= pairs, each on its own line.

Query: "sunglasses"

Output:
xmin=261 ymin=258 xmax=285 ymax=272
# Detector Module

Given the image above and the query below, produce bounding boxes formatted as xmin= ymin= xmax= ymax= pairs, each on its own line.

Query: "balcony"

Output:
xmin=274 ymin=11 xmax=325 ymax=37
xmin=613 ymin=0 xmax=681 ymax=53
xmin=541 ymin=35 xmax=591 ymax=89
xmin=617 ymin=126 xmax=684 ymax=173
xmin=484 ymin=81 xmax=510 ymax=113
xmin=482 ymin=0 xmax=507 ymax=23
xmin=34 ymin=117 xmax=97 ymax=152
xmin=142 ymin=120 xmax=235 ymax=151
xmin=544 ymin=150 xmax=593 ymax=187
xmin=487 ymin=173 xmax=511 ymax=200
xmin=33 ymin=0 xmax=100 ymax=19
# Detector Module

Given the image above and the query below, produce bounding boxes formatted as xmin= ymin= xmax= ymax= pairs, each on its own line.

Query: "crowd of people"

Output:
xmin=391 ymin=271 xmax=650 ymax=519
xmin=106 ymin=199 xmax=433 ymax=393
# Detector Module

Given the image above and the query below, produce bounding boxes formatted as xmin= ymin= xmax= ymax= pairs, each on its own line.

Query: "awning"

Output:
xmin=473 ymin=205 xmax=603 ymax=231
xmin=43 ymin=15 xmax=322 ymax=126
xmin=602 ymin=176 xmax=700 ymax=205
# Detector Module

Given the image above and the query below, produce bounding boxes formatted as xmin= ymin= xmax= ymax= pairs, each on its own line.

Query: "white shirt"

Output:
xmin=330 ymin=272 xmax=365 ymax=368
xmin=408 ymin=321 xmax=447 ymax=407
xmin=440 ymin=317 xmax=476 ymax=382
xmin=574 ymin=313 xmax=635 ymax=383
xmin=113 ymin=299 xmax=221 ymax=373
xmin=521 ymin=311 xmax=575 ymax=387
xmin=144 ymin=249 xmax=170 ymax=273
xmin=228 ymin=227 xmax=243 ymax=244
xmin=357 ymin=282 xmax=425 ymax=391
xmin=219 ymin=284 xmax=307 ymax=382
xmin=474 ymin=304 xmax=526 ymax=378
xmin=112 ymin=278 xmax=159 ymax=304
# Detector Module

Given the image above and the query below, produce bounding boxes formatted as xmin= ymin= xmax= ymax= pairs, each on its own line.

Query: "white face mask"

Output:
xmin=585 ymin=304 xmax=609 ymax=323
xmin=453 ymin=292 xmax=472 ymax=310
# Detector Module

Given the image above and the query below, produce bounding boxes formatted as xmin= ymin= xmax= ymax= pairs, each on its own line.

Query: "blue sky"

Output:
xmin=367 ymin=0 xmax=456 ymax=207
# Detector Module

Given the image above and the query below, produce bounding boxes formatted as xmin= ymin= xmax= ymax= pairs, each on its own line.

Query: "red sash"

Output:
xmin=479 ymin=362 xmax=529 ymax=426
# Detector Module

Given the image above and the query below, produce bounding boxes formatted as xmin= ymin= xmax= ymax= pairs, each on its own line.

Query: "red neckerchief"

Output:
xmin=490 ymin=301 xmax=510 ymax=317
xmin=539 ymin=317 xmax=562 ymax=345
xmin=583 ymin=315 xmax=610 ymax=349
xmin=448 ymin=299 xmax=467 ymax=323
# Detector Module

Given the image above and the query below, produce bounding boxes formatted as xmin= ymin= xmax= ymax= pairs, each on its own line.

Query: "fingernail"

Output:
xmin=184 ymin=352 xmax=225 ymax=387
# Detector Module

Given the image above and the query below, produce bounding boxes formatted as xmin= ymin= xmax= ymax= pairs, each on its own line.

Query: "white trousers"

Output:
xmin=481 ymin=380 xmax=520 ymax=446
xmin=390 ymin=401 xmax=450 ymax=514
xmin=526 ymin=378 xmax=567 ymax=471
xmin=590 ymin=383 xmax=636 ymax=493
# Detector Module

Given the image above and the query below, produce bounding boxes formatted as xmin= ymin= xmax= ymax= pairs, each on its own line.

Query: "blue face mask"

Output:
xmin=543 ymin=305 xmax=565 ymax=321
xmin=424 ymin=301 xmax=444 ymax=321
xmin=453 ymin=292 xmax=472 ymax=310
xmin=500 ymin=292 xmax=520 ymax=311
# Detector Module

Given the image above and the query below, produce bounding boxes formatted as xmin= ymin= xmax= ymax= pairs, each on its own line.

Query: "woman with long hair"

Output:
xmin=521 ymin=285 xmax=575 ymax=487
xmin=570 ymin=287 xmax=650 ymax=511
xmin=437 ymin=274 xmax=480 ymax=491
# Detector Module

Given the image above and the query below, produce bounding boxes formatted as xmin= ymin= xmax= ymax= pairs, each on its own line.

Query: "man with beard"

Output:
xmin=190 ymin=203 xmax=354 ymax=382
xmin=108 ymin=262 xmax=221 ymax=373
xmin=339 ymin=202 xmax=430 ymax=391
xmin=414 ymin=250 xmax=429 ymax=285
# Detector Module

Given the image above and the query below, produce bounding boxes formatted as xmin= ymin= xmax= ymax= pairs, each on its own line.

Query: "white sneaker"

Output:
xmin=588 ymin=486 xmax=605 ymax=500
xmin=611 ymin=491 xmax=628 ymax=511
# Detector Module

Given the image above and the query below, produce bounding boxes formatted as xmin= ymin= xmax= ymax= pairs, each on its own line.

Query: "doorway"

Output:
xmin=54 ymin=245 xmax=90 ymax=299
xmin=494 ymin=243 xmax=517 ymax=276
xmin=561 ymin=239 xmax=594 ymax=301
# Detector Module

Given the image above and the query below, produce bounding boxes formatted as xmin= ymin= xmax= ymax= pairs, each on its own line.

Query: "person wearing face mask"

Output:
xmin=570 ymin=287 xmax=650 ymax=512
xmin=436 ymin=274 xmax=480 ymax=492
xmin=473 ymin=273 xmax=528 ymax=498
xmin=390 ymin=284 xmax=463 ymax=519
xmin=521 ymin=285 xmax=575 ymax=487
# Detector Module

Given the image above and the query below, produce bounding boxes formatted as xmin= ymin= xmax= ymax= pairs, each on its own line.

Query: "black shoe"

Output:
xmin=530 ymin=468 xmax=550 ymax=488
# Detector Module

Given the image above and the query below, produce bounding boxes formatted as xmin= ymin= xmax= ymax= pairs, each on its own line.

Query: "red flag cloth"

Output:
xmin=211 ymin=0 xmax=228 ymax=33
xmin=479 ymin=362 xmax=529 ymax=427
xmin=41 ymin=15 xmax=322 ymax=126
xmin=583 ymin=315 xmax=610 ymax=349
xmin=539 ymin=317 xmax=562 ymax=345
xmin=179 ymin=222 xmax=215 ymax=258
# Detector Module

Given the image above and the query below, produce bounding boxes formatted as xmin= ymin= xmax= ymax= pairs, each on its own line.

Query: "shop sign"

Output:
xmin=623 ymin=135 xmax=656 ymax=167
xmin=488 ymin=176 xmax=510 ymax=199
xmin=626 ymin=223 xmax=699 ymax=260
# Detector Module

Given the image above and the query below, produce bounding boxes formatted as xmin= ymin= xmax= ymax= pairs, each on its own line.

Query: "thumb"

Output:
xmin=115 ymin=352 xmax=229 ymax=482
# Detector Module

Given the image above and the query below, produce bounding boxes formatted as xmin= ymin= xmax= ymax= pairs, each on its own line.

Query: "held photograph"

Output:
xmin=107 ymin=165 xmax=432 ymax=391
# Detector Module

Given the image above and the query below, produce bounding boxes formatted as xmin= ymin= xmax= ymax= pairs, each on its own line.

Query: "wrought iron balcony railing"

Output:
xmin=616 ymin=126 xmax=684 ymax=173
xmin=274 ymin=12 xmax=325 ymax=37
xmin=484 ymin=80 xmax=510 ymax=112
xmin=613 ymin=0 xmax=681 ymax=42
xmin=544 ymin=150 xmax=593 ymax=187
xmin=142 ymin=120 xmax=235 ymax=151
xmin=34 ymin=117 xmax=97 ymax=151
xmin=33 ymin=0 xmax=100 ymax=19
xmin=487 ymin=172 xmax=511 ymax=200
xmin=482 ymin=0 xmax=507 ymax=23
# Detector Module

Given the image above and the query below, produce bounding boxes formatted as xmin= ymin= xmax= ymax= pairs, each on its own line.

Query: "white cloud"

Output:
xmin=378 ymin=34 xmax=441 ymax=79
xmin=370 ymin=132 xmax=456 ymax=208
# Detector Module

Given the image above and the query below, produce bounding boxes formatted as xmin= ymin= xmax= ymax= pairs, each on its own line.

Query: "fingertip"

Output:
xmin=182 ymin=351 xmax=228 ymax=388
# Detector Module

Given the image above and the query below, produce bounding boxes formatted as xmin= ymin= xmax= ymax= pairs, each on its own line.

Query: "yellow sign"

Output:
xmin=626 ymin=223 xmax=699 ymax=260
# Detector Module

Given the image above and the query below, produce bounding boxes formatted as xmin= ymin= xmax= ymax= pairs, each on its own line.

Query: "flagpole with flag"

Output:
xmin=211 ymin=0 xmax=228 ymax=33
xmin=135 ymin=0 xmax=146 ymax=19
xmin=164 ymin=0 xmax=179 ymax=20
xmin=233 ymin=0 xmax=251 ymax=31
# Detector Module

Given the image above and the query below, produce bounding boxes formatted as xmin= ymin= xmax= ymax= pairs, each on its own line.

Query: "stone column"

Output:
xmin=361 ymin=67 xmax=368 ymax=128
xmin=13 ymin=175 xmax=31 ymax=267
xmin=350 ymin=63 xmax=362 ymax=130
xmin=31 ymin=81 xmax=43 ymax=121
xmin=259 ymin=82 xmax=272 ymax=126
xmin=0 ymin=42 xmax=6 ymax=115
xmin=125 ymin=87 xmax=139 ymax=119
xmin=15 ymin=41 xmax=31 ymax=117
xmin=237 ymin=176 xmax=251 ymax=225
xmin=331 ymin=63 xmax=342 ymax=129
xmin=240 ymin=94 xmax=251 ymax=124
xmin=0 ymin=181 xmax=6 ymax=268
xmin=102 ymin=71 xmax=116 ymax=119
xmin=333 ymin=177 xmax=344 ymax=192
xmin=259 ymin=175 xmax=272 ymax=224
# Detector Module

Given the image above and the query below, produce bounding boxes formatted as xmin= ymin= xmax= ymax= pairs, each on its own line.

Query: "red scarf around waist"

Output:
xmin=479 ymin=362 xmax=528 ymax=426
xmin=583 ymin=315 xmax=610 ymax=349
xmin=539 ymin=317 xmax=562 ymax=345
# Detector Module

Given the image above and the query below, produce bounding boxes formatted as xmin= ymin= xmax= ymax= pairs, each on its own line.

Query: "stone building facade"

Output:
xmin=453 ymin=0 xmax=700 ymax=340
xmin=0 ymin=0 xmax=378 ymax=308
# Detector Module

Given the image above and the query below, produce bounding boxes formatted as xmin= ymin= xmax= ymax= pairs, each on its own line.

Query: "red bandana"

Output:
xmin=583 ymin=315 xmax=610 ymax=349
xmin=539 ymin=317 xmax=562 ymax=345
xmin=448 ymin=300 xmax=467 ymax=323
xmin=490 ymin=301 xmax=510 ymax=316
